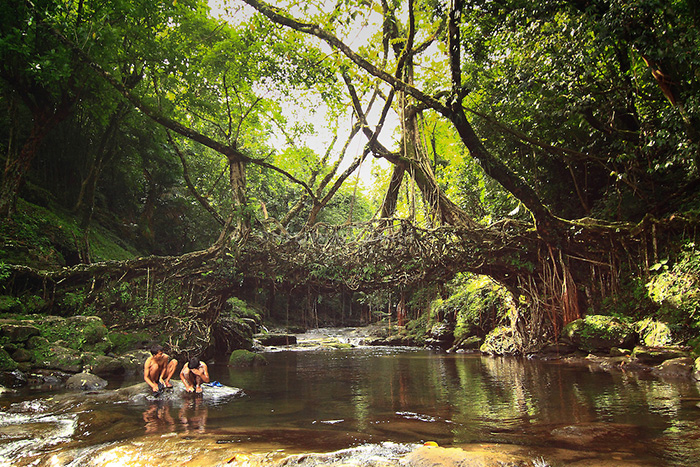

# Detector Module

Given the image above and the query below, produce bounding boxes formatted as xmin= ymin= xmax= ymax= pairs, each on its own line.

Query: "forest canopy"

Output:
xmin=1 ymin=0 xmax=699 ymax=352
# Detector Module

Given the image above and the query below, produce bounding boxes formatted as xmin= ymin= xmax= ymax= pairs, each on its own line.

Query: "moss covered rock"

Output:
xmin=0 ymin=321 xmax=40 ymax=343
xmin=108 ymin=331 xmax=152 ymax=354
xmin=631 ymin=346 xmax=690 ymax=365
xmin=118 ymin=350 xmax=151 ymax=375
xmin=562 ymin=315 xmax=636 ymax=353
xmin=228 ymin=349 xmax=267 ymax=367
xmin=33 ymin=344 xmax=82 ymax=373
xmin=480 ymin=326 xmax=518 ymax=355
xmin=0 ymin=348 xmax=18 ymax=371
xmin=82 ymin=353 xmax=126 ymax=376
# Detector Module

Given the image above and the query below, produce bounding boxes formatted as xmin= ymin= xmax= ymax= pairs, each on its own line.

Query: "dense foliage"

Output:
xmin=1 ymin=0 xmax=698 ymax=353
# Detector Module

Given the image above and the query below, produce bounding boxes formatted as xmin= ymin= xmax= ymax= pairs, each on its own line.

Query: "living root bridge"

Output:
xmin=238 ymin=218 xmax=536 ymax=292
xmin=6 ymin=241 xmax=227 ymax=298
xmin=5 ymin=218 xmax=536 ymax=297
xmin=6 ymin=213 xmax=697 ymax=317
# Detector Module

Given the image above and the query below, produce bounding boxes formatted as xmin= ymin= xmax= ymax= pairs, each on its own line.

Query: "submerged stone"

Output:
xmin=550 ymin=422 xmax=641 ymax=447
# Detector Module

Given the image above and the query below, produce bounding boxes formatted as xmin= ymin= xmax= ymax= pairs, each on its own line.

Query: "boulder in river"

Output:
xmin=118 ymin=380 xmax=244 ymax=405
xmin=631 ymin=346 xmax=691 ymax=365
xmin=256 ymin=333 xmax=297 ymax=346
xmin=229 ymin=349 xmax=267 ymax=367
xmin=480 ymin=326 xmax=518 ymax=355
xmin=66 ymin=372 xmax=108 ymax=390
xmin=82 ymin=353 xmax=126 ymax=376
xmin=562 ymin=315 xmax=636 ymax=353
xmin=651 ymin=357 xmax=696 ymax=379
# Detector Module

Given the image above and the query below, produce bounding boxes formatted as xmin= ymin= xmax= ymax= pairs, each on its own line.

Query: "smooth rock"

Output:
xmin=66 ymin=372 xmax=108 ymax=390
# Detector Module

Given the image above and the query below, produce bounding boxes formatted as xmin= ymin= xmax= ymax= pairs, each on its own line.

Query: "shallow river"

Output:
xmin=2 ymin=336 xmax=700 ymax=465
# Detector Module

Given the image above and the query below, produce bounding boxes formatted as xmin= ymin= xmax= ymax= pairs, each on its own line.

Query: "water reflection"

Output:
xmin=178 ymin=395 xmax=208 ymax=434
xmin=2 ymin=348 xmax=700 ymax=466
xmin=141 ymin=395 xmax=210 ymax=434
xmin=142 ymin=401 xmax=176 ymax=433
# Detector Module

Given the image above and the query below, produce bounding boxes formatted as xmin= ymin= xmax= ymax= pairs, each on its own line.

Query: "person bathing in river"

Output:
xmin=180 ymin=357 xmax=210 ymax=393
xmin=144 ymin=344 xmax=178 ymax=394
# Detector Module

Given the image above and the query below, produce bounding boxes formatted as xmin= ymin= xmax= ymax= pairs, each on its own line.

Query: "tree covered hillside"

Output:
xmin=1 ymin=0 xmax=699 ymax=356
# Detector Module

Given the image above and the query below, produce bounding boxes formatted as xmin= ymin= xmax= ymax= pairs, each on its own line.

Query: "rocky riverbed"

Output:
xmin=3 ymin=314 xmax=700 ymax=393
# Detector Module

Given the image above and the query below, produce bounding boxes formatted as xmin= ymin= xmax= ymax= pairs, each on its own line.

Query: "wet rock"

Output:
xmin=118 ymin=349 xmax=151 ymax=374
xmin=480 ymin=326 xmax=518 ymax=355
xmin=562 ymin=315 xmax=636 ymax=353
xmin=0 ymin=321 xmax=41 ymax=343
xmin=27 ymin=369 xmax=70 ymax=387
xmin=651 ymin=357 xmax=695 ymax=379
xmin=66 ymin=372 xmax=108 ymax=390
xmin=256 ymin=333 xmax=297 ymax=346
xmin=550 ymin=422 xmax=641 ymax=447
xmin=35 ymin=344 xmax=82 ymax=372
xmin=0 ymin=369 xmax=27 ymax=387
xmin=229 ymin=349 xmax=267 ymax=367
xmin=82 ymin=353 xmax=126 ymax=376
xmin=631 ymin=346 xmax=691 ymax=365
xmin=118 ymin=380 xmax=244 ymax=404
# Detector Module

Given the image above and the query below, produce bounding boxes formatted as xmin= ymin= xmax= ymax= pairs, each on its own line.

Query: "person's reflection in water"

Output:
xmin=143 ymin=401 xmax=176 ymax=433
xmin=178 ymin=395 xmax=208 ymax=434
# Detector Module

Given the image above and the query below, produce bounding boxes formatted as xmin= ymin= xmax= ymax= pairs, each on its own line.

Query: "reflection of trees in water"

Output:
xmin=459 ymin=356 xmax=694 ymax=429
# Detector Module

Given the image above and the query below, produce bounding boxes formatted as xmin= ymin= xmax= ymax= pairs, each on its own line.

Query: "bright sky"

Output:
xmin=208 ymin=0 xmax=394 ymax=192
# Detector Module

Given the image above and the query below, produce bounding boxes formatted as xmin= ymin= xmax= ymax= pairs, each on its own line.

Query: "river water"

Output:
xmin=2 ymin=331 xmax=700 ymax=466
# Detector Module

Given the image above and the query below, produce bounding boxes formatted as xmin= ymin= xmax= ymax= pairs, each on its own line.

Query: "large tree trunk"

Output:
xmin=0 ymin=108 xmax=67 ymax=218
xmin=229 ymin=157 xmax=249 ymax=235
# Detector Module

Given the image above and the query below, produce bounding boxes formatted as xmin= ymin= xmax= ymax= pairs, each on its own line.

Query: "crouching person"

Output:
xmin=181 ymin=357 xmax=210 ymax=393
xmin=144 ymin=344 xmax=178 ymax=395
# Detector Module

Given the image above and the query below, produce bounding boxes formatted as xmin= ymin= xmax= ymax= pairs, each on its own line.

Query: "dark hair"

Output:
xmin=188 ymin=357 xmax=200 ymax=369
xmin=150 ymin=344 xmax=164 ymax=355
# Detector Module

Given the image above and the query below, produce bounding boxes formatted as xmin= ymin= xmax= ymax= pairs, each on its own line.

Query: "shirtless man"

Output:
xmin=180 ymin=357 xmax=210 ymax=393
xmin=144 ymin=344 xmax=178 ymax=394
